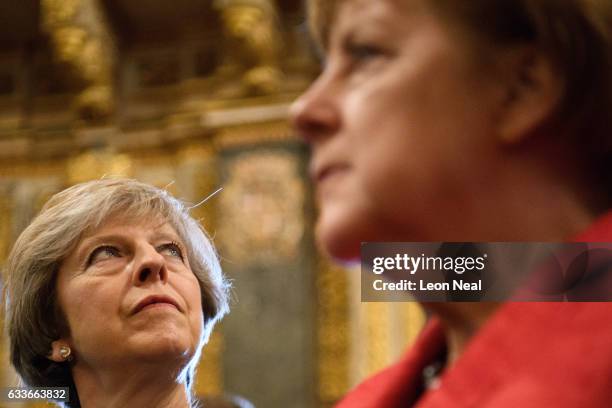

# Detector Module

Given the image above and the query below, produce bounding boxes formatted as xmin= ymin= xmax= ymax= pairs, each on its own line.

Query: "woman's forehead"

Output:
xmin=339 ymin=0 xmax=423 ymax=13
xmin=330 ymin=0 xmax=429 ymax=39
xmin=83 ymin=213 xmax=177 ymax=240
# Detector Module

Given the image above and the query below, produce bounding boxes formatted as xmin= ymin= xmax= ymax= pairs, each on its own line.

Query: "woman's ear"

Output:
xmin=496 ymin=48 xmax=563 ymax=145
xmin=49 ymin=340 xmax=73 ymax=363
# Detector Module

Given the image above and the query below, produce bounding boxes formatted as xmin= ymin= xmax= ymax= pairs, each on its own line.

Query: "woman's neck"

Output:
xmin=72 ymin=362 xmax=191 ymax=408
xmin=421 ymin=175 xmax=596 ymax=366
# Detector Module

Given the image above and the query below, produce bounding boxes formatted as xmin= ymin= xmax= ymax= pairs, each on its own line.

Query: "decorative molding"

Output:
xmin=203 ymin=104 xmax=290 ymax=128
xmin=214 ymin=121 xmax=294 ymax=150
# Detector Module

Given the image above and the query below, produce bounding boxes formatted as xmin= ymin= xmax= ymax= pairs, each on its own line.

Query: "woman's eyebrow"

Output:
xmin=151 ymin=232 xmax=181 ymax=243
xmin=80 ymin=234 xmax=126 ymax=247
xmin=74 ymin=234 xmax=127 ymax=260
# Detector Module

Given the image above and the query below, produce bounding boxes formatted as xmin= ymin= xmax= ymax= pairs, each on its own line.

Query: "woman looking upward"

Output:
xmin=4 ymin=179 xmax=230 ymax=408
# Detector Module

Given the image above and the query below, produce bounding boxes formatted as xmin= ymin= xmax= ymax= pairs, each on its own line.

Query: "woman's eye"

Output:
xmin=345 ymin=41 xmax=385 ymax=63
xmin=87 ymin=246 xmax=120 ymax=266
xmin=159 ymin=242 xmax=184 ymax=261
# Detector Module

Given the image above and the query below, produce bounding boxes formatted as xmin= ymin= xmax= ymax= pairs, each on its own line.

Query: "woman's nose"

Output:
xmin=132 ymin=245 xmax=168 ymax=285
xmin=290 ymin=74 xmax=341 ymax=143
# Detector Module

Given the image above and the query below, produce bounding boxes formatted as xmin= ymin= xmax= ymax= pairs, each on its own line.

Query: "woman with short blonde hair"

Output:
xmin=4 ymin=178 xmax=230 ymax=408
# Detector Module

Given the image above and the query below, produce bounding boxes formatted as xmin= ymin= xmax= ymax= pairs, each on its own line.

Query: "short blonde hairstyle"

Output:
xmin=3 ymin=178 xmax=230 ymax=407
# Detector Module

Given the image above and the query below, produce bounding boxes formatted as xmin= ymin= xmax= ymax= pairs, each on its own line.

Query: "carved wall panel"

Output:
xmin=218 ymin=142 xmax=316 ymax=408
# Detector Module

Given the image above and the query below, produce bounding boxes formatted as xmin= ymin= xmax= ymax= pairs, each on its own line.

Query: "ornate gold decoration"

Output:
xmin=52 ymin=27 xmax=87 ymax=65
xmin=41 ymin=0 xmax=115 ymax=120
xmin=218 ymin=150 xmax=304 ymax=264
xmin=215 ymin=0 xmax=283 ymax=96
xmin=41 ymin=0 xmax=80 ymax=29
xmin=75 ymin=84 xmax=114 ymax=119
xmin=316 ymin=257 xmax=350 ymax=405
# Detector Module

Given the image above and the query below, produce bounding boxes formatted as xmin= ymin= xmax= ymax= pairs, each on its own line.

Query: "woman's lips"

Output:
xmin=139 ymin=302 xmax=178 ymax=312
xmin=132 ymin=294 xmax=181 ymax=315
xmin=314 ymin=163 xmax=350 ymax=184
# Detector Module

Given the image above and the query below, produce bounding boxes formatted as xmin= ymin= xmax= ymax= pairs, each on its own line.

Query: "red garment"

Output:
xmin=336 ymin=211 xmax=612 ymax=408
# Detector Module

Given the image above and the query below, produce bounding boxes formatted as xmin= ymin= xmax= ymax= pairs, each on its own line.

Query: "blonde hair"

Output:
xmin=3 ymin=178 xmax=230 ymax=407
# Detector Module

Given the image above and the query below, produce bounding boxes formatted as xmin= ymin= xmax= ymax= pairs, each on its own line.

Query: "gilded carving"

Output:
xmin=215 ymin=0 xmax=283 ymax=96
xmin=51 ymin=27 xmax=88 ymax=65
xmin=75 ymin=84 xmax=114 ymax=119
xmin=41 ymin=0 xmax=115 ymax=120
xmin=214 ymin=121 xmax=294 ymax=150
xmin=218 ymin=150 xmax=304 ymax=264
xmin=41 ymin=0 xmax=80 ymax=29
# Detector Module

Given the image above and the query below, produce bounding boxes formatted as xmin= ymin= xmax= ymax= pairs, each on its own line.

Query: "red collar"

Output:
xmin=572 ymin=210 xmax=612 ymax=241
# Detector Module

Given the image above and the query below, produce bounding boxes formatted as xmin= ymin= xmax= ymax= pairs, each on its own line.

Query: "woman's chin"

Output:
xmin=317 ymin=203 xmax=410 ymax=261
xmin=316 ymin=213 xmax=365 ymax=262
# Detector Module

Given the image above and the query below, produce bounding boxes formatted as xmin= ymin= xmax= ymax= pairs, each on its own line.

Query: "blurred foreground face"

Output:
xmin=56 ymin=217 xmax=203 ymax=370
xmin=291 ymin=0 xmax=512 ymax=259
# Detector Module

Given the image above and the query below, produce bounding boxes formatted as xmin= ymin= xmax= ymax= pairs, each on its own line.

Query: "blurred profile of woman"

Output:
xmin=4 ymin=179 xmax=230 ymax=408
xmin=291 ymin=0 xmax=612 ymax=407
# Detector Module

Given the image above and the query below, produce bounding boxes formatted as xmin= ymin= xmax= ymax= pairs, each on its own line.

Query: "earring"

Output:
xmin=59 ymin=346 xmax=73 ymax=362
